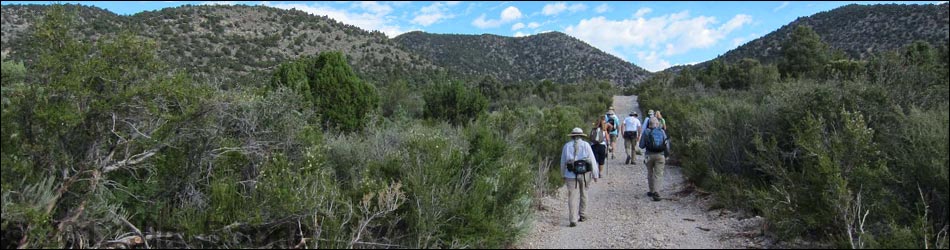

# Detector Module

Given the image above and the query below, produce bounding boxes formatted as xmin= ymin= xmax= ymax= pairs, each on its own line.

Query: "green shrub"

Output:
xmin=270 ymin=51 xmax=379 ymax=133
xmin=423 ymin=81 xmax=488 ymax=126
xmin=639 ymin=37 xmax=948 ymax=248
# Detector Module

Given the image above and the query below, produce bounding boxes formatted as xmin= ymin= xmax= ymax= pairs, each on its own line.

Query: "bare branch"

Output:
xmin=102 ymin=146 xmax=163 ymax=173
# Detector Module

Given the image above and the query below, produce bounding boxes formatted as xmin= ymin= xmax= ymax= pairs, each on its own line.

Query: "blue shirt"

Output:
xmin=607 ymin=114 xmax=620 ymax=135
xmin=560 ymin=138 xmax=600 ymax=179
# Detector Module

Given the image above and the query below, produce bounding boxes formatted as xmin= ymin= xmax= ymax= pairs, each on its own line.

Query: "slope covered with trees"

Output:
xmin=394 ymin=31 xmax=652 ymax=86
xmin=1 ymin=4 xmax=440 ymax=84
xmin=691 ymin=3 xmax=948 ymax=70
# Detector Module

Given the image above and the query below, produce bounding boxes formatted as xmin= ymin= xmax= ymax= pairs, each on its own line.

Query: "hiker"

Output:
xmin=560 ymin=127 xmax=600 ymax=227
xmin=639 ymin=117 xmax=670 ymax=202
xmin=606 ymin=107 xmax=621 ymax=159
xmin=590 ymin=118 xmax=609 ymax=178
xmin=640 ymin=109 xmax=655 ymax=134
xmin=656 ymin=110 xmax=668 ymax=131
xmin=620 ymin=111 xmax=642 ymax=165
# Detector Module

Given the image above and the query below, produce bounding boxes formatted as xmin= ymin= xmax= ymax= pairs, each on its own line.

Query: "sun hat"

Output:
xmin=568 ymin=127 xmax=587 ymax=137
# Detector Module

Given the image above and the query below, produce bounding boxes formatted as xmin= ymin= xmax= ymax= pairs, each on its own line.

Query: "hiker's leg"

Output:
xmin=647 ymin=154 xmax=657 ymax=194
xmin=578 ymin=176 xmax=587 ymax=218
xmin=566 ymin=178 xmax=577 ymax=224
xmin=624 ymin=137 xmax=634 ymax=161
xmin=656 ymin=156 xmax=666 ymax=193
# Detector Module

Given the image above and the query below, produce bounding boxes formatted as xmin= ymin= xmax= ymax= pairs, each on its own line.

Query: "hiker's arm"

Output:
xmin=663 ymin=135 xmax=672 ymax=157
xmin=638 ymin=132 xmax=646 ymax=149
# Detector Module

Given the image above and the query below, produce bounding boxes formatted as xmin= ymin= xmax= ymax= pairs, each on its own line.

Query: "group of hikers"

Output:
xmin=559 ymin=106 xmax=670 ymax=227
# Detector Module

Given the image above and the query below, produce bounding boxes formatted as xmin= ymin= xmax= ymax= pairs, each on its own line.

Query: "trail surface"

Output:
xmin=516 ymin=95 xmax=767 ymax=249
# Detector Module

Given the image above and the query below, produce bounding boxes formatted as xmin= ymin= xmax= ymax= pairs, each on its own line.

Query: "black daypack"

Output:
xmin=567 ymin=140 xmax=591 ymax=175
xmin=606 ymin=115 xmax=618 ymax=133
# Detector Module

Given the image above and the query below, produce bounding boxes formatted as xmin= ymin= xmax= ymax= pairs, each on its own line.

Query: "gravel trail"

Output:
xmin=515 ymin=95 xmax=766 ymax=249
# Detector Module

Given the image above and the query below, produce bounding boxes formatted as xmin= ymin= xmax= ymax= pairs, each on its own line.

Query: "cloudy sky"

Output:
xmin=3 ymin=1 xmax=944 ymax=72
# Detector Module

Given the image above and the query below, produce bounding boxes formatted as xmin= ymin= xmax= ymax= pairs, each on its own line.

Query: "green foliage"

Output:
xmin=639 ymin=32 xmax=949 ymax=248
xmin=423 ymin=81 xmax=488 ymax=126
xmin=270 ymin=51 xmax=379 ymax=132
xmin=1 ymin=60 xmax=26 ymax=86
xmin=1 ymin=5 xmax=210 ymax=248
xmin=378 ymin=79 xmax=423 ymax=119
xmin=779 ymin=25 xmax=831 ymax=79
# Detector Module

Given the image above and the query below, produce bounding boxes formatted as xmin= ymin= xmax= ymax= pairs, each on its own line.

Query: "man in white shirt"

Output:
xmin=620 ymin=112 xmax=642 ymax=165
xmin=560 ymin=127 xmax=600 ymax=227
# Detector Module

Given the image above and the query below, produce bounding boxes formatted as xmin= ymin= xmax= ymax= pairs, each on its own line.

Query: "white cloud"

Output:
xmin=412 ymin=1 xmax=459 ymax=26
xmin=542 ymin=2 xmax=586 ymax=16
xmin=514 ymin=31 xmax=528 ymax=37
xmin=263 ymin=2 xmax=405 ymax=37
xmin=542 ymin=2 xmax=567 ymax=16
xmin=501 ymin=6 xmax=522 ymax=20
xmin=595 ymin=3 xmax=609 ymax=13
xmin=354 ymin=1 xmax=392 ymax=15
xmin=472 ymin=6 xmax=522 ymax=29
xmin=568 ymin=3 xmax=587 ymax=12
xmin=773 ymin=1 xmax=790 ymax=12
xmin=511 ymin=22 xmax=525 ymax=31
xmin=564 ymin=10 xmax=754 ymax=72
xmin=527 ymin=22 xmax=541 ymax=29
xmin=731 ymin=33 xmax=759 ymax=47
xmin=636 ymin=51 xmax=672 ymax=72
xmin=634 ymin=8 xmax=652 ymax=18
xmin=720 ymin=14 xmax=752 ymax=34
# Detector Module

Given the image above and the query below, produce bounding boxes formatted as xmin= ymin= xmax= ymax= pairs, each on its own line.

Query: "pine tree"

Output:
xmin=270 ymin=52 xmax=379 ymax=132
xmin=779 ymin=25 xmax=831 ymax=79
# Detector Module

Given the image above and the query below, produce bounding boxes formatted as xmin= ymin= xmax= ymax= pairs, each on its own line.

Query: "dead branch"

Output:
xmin=351 ymin=181 xmax=405 ymax=248
xmin=102 ymin=146 xmax=163 ymax=173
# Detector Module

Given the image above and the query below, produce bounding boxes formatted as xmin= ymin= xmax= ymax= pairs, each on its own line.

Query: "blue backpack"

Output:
xmin=644 ymin=128 xmax=667 ymax=153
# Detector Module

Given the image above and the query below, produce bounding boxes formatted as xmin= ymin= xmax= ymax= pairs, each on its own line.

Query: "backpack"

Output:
xmin=567 ymin=140 xmax=591 ymax=175
xmin=590 ymin=128 xmax=606 ymax=144
xmin=643 ymin=128 xmax=667 ymax=153
xmin=606 ymin=115 xmax=618 ymax=133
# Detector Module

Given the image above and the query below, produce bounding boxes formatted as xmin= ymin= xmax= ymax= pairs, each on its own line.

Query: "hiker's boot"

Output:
xmin=579 ymin=215 xmax=587 ymax=222
xmin=652 ymin=193 xmax=662 ymax=202
xmin=569 ymin=222 xmax=577 ymax=227
xmin=646 ymin=192 xmax=656 ymax=198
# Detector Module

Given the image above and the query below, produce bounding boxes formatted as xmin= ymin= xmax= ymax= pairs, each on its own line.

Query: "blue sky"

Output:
xmin=2 ymin=1 xmax=945 ymax=72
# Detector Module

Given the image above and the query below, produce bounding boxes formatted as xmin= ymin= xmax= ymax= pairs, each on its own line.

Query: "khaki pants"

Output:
xmin=646 ymin=153 xmax=666 ymax=194
xmin=623 ymin=134 xmax=637 ymax=161
xmin=565 ymin=176 xmax=587 ymax=223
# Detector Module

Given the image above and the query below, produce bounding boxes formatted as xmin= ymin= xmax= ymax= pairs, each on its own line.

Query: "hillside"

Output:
xmin=1 ymin=4 xmax=440 ymax=83
xmin=695 ymin=3 xmax=949 ymax=68
xmin=393 ymin=31 xmax=652 ymax=86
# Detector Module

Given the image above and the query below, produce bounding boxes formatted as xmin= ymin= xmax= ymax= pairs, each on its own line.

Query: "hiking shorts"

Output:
xmin=592 ymin=144 xmax=607 ymax=166
xmin=622 ymin=131 xmax=636 ymax=140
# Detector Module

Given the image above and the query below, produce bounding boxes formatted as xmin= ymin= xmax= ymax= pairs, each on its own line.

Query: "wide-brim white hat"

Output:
xmin=567 ymin=127 xmax=587 ymax=137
